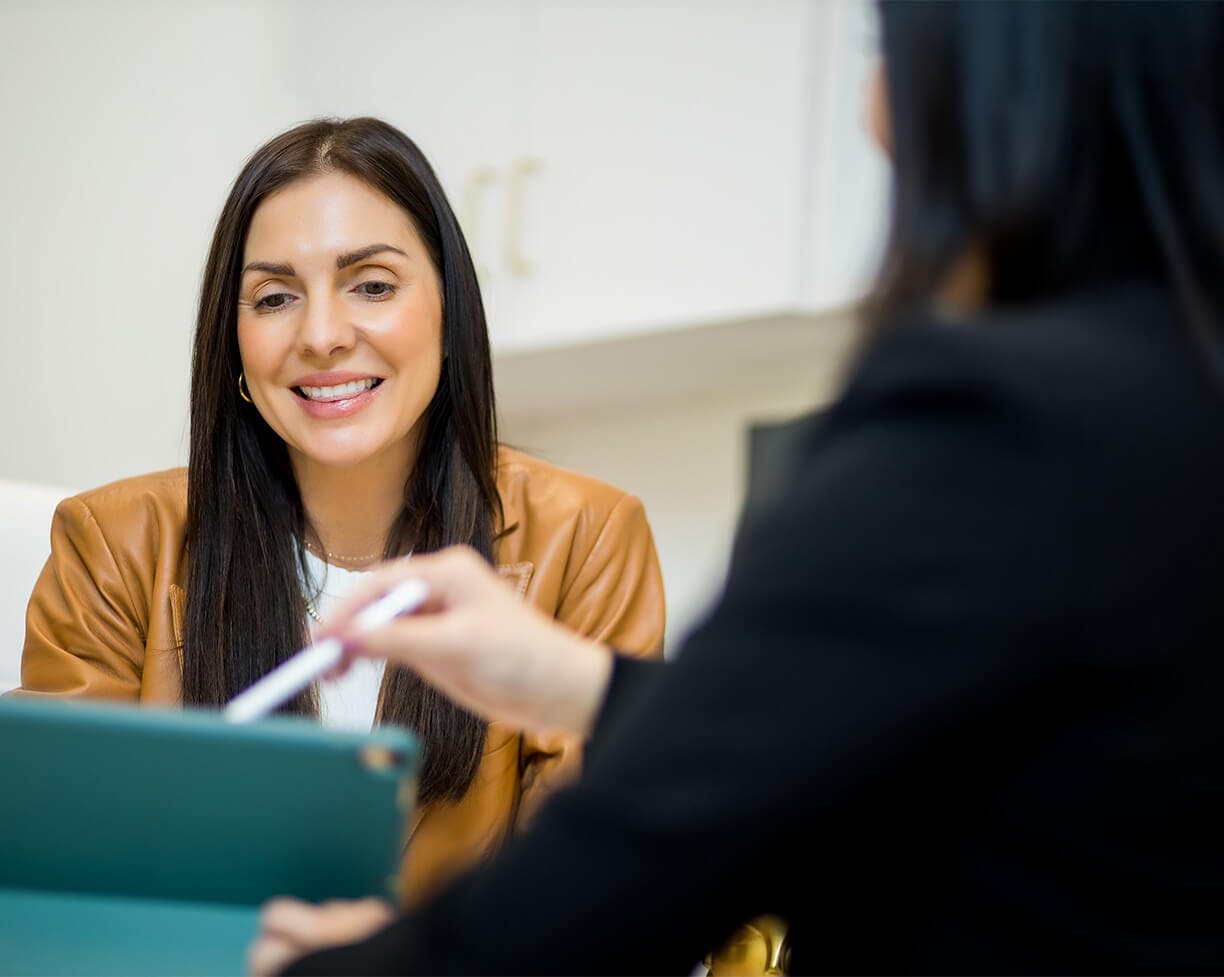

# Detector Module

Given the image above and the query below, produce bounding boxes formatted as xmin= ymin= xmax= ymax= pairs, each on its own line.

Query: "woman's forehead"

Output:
xmin=244 ymin=171 xmax=423 ymax=263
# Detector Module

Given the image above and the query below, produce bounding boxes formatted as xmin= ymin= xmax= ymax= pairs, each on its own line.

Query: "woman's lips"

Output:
xmin=292 ymin=378 xmax=383 ymax=419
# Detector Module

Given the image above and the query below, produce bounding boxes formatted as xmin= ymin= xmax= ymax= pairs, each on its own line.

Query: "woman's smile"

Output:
xmin=291 ymin=371 xmax=386 ymax=419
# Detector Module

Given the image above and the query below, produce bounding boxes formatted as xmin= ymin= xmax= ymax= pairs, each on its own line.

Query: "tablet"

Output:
xmin=0 ymin=695 xmax=418 ymax=976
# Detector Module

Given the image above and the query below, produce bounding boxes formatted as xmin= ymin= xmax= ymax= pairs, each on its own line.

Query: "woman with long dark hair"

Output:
xmin=253 ymin=3 xmax=1224 ymax=973
xmin=20 ymin=117 xmax=664 ymax=904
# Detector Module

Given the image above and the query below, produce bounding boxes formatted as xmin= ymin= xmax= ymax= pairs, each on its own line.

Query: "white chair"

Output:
xmin=0 ymin=479 xmax=75 ymax=693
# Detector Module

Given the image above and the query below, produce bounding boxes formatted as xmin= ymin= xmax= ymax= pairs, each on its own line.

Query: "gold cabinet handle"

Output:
xmin=503 ymin=157 xmax=543 ymax=277
xmin=460 ymin=166 xmax=498 ymax=282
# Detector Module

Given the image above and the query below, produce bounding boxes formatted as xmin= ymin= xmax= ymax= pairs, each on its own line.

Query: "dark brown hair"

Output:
xmin=867 ymin=0 xmax=1223 ymax=372
xmin=183 ymin=117 xmax=501 ymax=804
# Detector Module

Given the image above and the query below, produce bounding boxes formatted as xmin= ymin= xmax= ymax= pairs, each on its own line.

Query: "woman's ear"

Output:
xmin=865 ymin=59 xmax=893 ymax=157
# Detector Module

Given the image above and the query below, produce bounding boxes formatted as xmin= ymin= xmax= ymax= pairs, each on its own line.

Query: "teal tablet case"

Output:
xmin=0 ymin=696 xmax=419 ymax=976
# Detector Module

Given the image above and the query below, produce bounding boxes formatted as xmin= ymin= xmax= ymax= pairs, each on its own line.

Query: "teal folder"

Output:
xmin=0 ymin=696 xmax=418 ymax=976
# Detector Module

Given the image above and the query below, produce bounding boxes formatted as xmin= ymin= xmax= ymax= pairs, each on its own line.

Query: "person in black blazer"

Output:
xmin=250 ymin=2 xmax=1224 ymax=973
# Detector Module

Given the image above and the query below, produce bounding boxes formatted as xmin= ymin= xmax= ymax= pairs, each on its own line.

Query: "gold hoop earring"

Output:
xmin=238 ymin=372 xmax=253 ymax=404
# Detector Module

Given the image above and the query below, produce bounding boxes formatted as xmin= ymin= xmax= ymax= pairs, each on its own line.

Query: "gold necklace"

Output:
xmin=301 ymin=537 xmax=394 ymax=626
xmin=303 ymin=538 xmax=383 ymax=567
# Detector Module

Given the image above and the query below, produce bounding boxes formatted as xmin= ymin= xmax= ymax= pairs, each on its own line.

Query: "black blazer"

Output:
xmin=292 ymin=283 xmax=1224 ymax=975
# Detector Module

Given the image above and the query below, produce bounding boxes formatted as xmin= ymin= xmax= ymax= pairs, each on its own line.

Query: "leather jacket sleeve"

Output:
xmin=20 ymin=495 xmax=146 ymax=701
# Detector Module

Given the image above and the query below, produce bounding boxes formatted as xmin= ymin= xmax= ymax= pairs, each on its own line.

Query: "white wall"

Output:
xmin=0 ymin=0 xmax=304 ymax=488
xmin=502 ymin=333 xmax=854 ymax=651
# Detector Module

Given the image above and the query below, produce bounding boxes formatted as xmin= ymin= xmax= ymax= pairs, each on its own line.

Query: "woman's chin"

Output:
xmin=287 ymin=438 xmax=414 ymax=478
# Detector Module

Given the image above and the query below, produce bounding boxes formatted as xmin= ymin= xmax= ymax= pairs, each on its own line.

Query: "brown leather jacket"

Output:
xmin=19 ymin=446 xmax=665 ymax=904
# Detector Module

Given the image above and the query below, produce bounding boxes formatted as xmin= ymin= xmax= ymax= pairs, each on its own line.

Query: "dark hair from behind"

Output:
xmin=185 ymin=117 xmax=502 ymax=804
xmin=868 ymin=0 xmax=1224 ymax=373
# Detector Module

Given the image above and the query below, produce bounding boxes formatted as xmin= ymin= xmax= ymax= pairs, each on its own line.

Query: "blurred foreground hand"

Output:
xmin=249 ymin=897 xmax=394 ymax=977
xmin=321 ymin=546 xmax=615 ymax=737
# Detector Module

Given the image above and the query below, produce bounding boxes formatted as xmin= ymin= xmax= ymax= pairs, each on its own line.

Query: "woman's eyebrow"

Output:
xmin=242 ymin=260 xmax=295 ymax=277
xmin=240 ymin=245 xmax=409 ymax=278
xmin=336 ymin=243 xmax=409 ymax=269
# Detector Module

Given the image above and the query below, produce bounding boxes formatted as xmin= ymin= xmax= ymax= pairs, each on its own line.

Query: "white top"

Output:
xmin=302 ymin=548 xmax=386 ymax=732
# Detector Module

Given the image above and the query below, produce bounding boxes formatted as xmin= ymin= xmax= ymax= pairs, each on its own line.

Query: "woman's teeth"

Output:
xmin=298 ymin=378 xmax=378 ymax=400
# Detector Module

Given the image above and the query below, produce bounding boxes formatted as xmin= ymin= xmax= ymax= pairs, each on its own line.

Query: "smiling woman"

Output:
xmin=236 ymin=174 xmax=445 ymax=486
xmin=14 ymin=117 xmax=665 ymax=905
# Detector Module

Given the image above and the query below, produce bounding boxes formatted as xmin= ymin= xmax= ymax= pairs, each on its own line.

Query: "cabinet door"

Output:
xmin=291 ymin=0 xmax=526 ymax=322
xmin=501 ymin=0 xmax=814 ymax=351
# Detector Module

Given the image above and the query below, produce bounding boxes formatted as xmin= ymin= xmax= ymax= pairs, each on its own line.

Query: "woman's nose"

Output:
xmin=297 ymin=293 xmax=357 ymax=359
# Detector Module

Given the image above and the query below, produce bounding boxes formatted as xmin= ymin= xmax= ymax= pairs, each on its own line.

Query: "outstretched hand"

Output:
xmin=320 ymin=546 xmax=614 ymax=737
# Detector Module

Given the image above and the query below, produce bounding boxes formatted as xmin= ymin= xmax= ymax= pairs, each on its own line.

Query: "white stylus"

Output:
xmin=223 ymin=577 xmax=429 ymax=724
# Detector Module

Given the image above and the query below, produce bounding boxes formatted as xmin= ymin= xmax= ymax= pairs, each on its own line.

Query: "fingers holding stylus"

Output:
xmin=318 ymin=546 xmax=614 ymax=737
xmin=319 ymin=546 xmax=507 ymax=652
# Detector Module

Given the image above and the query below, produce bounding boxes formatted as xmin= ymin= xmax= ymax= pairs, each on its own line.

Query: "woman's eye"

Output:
xmin=356 ymin=281 xmax=395 ymax=299
xmin=254 ymin=292 xmax=295 ymax=311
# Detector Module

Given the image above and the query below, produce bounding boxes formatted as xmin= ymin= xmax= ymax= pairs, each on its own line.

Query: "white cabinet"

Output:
xmin=291 ymin=0 xmax=886 ymax=396
xmin=291 ymin=0 xmax=527 ymax=341
xmin=292 ymin=1 xmax=524 ymax=184
xmin=500 ymin=0 xmax=814 ymax=350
